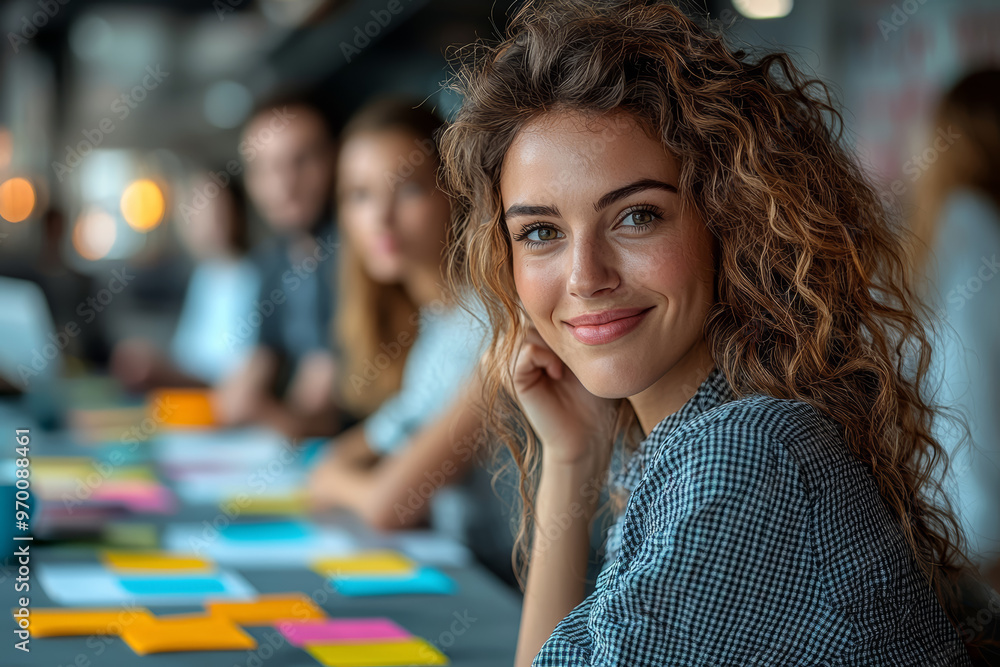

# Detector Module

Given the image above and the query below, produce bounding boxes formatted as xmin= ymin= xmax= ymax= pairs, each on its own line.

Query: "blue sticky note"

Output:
xmin=220 ymin=521 xmax=312 ymax=541
xmin=119 ymin=576 xmax=228 ymax=595
xmin=331 ymin=567 xmax=457 ymax=596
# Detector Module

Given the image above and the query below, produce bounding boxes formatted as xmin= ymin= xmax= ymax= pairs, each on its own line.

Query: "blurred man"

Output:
xmin=213 ymin=96 xmax=341 ymax=438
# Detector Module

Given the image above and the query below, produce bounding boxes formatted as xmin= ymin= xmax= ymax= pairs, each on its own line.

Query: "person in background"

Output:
xmin=914 ymin=68 xmax=1000 ymax=593
xmin=213 ymin=96 xmax=341 ymax=438
xmin=1 ymin=208 xmax=104 ymax=367
xmin=306 ymin=99 xmax=502 ymax=556
xmin=110 ymin=173 xmax=259 ymax=390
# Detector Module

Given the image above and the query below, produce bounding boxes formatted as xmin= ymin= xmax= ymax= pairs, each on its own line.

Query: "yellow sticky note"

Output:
xmin=101 ymin=551 xmax=213 ymax=573
xmin=14 ymin=608 xmax=154 ymax=638
xmin=306 ymin=638 xmax=448 ymax=666
xmin=226 ymin=492 xmax=308 ymax=516
xmin=206 ymin=593 xmax=326 ymax=625
xmin=102 ymin=522 xmax=159 ymax=549
xmin=312 ymin=551 xmax=415 ymax=577
xmin=119 ymin=614 xmax=257 ymax=655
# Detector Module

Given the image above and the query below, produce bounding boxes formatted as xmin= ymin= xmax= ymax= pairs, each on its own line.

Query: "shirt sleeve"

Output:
xmin=534 ymin=421 xmax=814 ymax=666
xmin=364 ymin=386 xmax=424 ymax=455
xmin=364 ymin=305 xmax=487 ymax=455
xmin=170 ymin=261 xmax=261 ymax=384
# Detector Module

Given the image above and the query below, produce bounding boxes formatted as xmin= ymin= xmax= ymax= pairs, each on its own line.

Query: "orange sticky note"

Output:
xmin=149 ymin=389 xmax=216 ymax=428
xmin=312 ymin=551 xmax=415 ymax=577
xmin=101 ymin=551 xmax=213 ymax=573
xmin=119 ymin=614 xmax=257 ymax=655
xmin=14 ymin=608 xmax=154 ymax=638
xmin=206 ymin=593 xmax=326 ymax=625
xmin=305 ymin=638 xmax=449 ymax=666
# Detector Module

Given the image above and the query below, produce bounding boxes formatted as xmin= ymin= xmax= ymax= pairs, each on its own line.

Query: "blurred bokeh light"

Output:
xmin=72 ymin=207 xmax=117 ymax=261
xmin=0 ymin=177 xmax=36 ymax=223
xmin=120 ymin=179 xmax=165 ymax=232
xmin=733 ymin=0 xmax=794 ymax=19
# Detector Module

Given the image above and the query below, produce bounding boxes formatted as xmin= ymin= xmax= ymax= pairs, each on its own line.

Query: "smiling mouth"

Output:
xmin=563 ymin=307 xmax=653 ymax=345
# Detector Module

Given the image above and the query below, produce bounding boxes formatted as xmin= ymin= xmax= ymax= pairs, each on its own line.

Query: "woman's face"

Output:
xmin=337 ymin=130 xmax=450 ymax=284
xmin=500 ymin=110 xmax=715 ymax=399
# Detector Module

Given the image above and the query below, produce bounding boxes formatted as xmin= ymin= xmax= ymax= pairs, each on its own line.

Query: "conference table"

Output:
xmin=0 ymin=398 xmax=522 ymax=667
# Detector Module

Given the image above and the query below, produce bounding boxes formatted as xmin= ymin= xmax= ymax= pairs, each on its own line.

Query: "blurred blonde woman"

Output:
xmin=914 ymin=69 xmax=1000 ymax=592
xmin=307 ymin=99 xmax=490 ymax=535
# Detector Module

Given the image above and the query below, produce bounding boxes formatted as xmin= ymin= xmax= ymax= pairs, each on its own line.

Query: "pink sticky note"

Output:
xmin=277 ymin=618 xmax=411 ymax=646
xmin=92 ymin=482 xmax=175 ymax=513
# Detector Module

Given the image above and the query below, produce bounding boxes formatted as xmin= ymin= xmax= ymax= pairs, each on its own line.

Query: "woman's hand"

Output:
xmin=511 ymin=327 xmax=617 ymax=667
xmin=109 ymin=339 xmax=166 ymax=392
xmin=511 ymin=327 xmax=617 ymax=467
xmin=212 ymin=349 xmax=277 ymax=426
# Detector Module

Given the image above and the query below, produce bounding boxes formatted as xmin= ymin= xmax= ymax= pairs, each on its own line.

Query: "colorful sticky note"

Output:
xmin=331 ymin=567 xmax=457 ymax=597
xmin=101 ymin=465 xmax=157 ymax=482
xmin=38 ymin=564 xmax=256 ymax=606
xmin=278 ymin=618 xmax=411 ymax=647
xmin=120 ymin=576 xmax=228 ymax=596
xmin=313 ymin=551 xmax=415 ymax=577
xmin=220 ymin=521 xmax=313 ymax=541
xmin=148 ymin=389 xmax=217 ymax=428
xmin=119 ymin=614 xmax=257 ymax=655
xmin=102 ymin=522 xmax=159 ymax=549
xmin=206 ymin=593 xmax=326 ymax=625
xmin=305 ymin=638 xmax=448 ymax=666
xmin=226 ymin=492 xmax=307 ymax=516
xmin=13 ymin=608 xmax=154 ymax=638
xmin=91 ymin=481 xmax=175 ymax=514
xmin=102 ymin=551 xmax=212 ymax=572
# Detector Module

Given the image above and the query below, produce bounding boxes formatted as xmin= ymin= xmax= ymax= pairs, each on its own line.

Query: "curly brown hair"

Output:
xmin=440 ymin=0 xmax=972 ymax=622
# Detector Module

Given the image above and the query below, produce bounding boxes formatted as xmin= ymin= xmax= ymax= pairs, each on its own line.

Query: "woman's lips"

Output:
xmin=563 ymin=307 xmax=653 ymax=345
xmin=373 ymin=235 xmax=400 ymax=255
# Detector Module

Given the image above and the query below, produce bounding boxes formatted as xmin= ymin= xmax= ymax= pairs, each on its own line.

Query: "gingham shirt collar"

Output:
xmin=615 ymin=365 xmax=734 ymax=494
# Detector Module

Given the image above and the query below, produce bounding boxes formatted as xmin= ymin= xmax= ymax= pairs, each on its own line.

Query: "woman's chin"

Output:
xmin=364 ymin=262 xmax=405 ymax=285
xmin=575 ymin=367 xmax=649 ymax=401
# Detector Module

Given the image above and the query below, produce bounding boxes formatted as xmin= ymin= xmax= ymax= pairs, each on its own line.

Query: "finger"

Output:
xmin=515 ymin=342 xmax=564 ymax=384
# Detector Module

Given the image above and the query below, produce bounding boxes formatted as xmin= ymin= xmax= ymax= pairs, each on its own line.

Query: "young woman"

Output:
xmin=914 ymin=69 xmax=1000 ymax=593
xmin=440 ymin=1 xmax=978 ymax=664
xmin=307 ymin=99 xmax=492 ymax=537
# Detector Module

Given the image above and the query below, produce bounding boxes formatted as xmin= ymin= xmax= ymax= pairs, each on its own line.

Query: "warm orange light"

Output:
xmin=0 ymin=177 xmax=35 ymax=223
xmin=72 ymin=209 xmax=117 ymax=260
xmin=120 ymin=179 xmax=165 ymax=231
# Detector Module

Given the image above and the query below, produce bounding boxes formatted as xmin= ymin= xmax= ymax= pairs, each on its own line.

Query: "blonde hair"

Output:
xmin=335 ymin=98 xmax=445 ymax=415
xmin=912 ymin=68 xmax=1000 ymax=275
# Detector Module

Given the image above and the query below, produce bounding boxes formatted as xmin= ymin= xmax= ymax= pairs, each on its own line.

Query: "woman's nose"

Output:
xmin=567 ymin=236 xmax=619 ymax=298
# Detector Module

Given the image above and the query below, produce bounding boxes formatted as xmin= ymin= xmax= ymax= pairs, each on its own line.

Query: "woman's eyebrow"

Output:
xmin=594 ymin=179 xmax=677 ymax=211
xmin=502 ymin=179 xmax=675 ymax=220
xmin=503 ymin=203 xmax=561 ymax=220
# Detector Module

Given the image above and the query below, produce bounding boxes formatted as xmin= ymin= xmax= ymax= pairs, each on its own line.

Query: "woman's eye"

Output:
xmin=345 ymin=188 xmax=369 ymax=203
xmin=623 ymin=210 xmax=655 ymax=226
xmin=398 ymin=182 xmax=425 ymax=197
xmin=527 ymin=227 xmax=561 ymax=242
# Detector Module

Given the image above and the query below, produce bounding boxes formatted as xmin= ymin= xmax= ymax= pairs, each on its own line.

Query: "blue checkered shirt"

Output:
xmin=533 ymin=367 xmax=971 ymax=666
